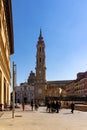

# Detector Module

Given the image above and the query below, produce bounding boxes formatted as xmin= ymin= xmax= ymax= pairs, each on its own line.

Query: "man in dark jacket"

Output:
xmin=71 ymin=102 xmax=75 ymax=113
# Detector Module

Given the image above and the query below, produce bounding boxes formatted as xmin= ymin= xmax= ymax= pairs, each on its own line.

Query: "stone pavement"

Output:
xmin=0 ymin=105 xmax=87 ymax=130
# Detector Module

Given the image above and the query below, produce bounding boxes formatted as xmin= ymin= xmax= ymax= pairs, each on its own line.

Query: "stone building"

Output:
xmin=45 ymin=80 xmax=72 ymax=100
xmin=0 ymin=0 xmax=14 ymax=110
xmin=65 ymin=71 xmax=87 ymax=101
xmin=27 ymin=71 xmax=36 ymax=85
xmin=15 ymin=82 xmax=34 ymax=104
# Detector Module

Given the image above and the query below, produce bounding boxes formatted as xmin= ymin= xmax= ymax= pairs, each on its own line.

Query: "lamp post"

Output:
xmin=12 ymin=62 xmax=16 ymax=118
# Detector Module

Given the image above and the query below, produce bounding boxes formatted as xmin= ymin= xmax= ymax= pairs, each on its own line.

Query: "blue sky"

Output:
xmin=11 ymin=0 xmax=87 ymax=85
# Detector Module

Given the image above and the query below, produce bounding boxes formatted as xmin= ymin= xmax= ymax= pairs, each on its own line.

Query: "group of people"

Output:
xmin=46 ymin=100 xmax=61 ymax=113
xmin=22 ymin=100 xmax=39 ymax=111
xmin=46 ymin=100 xmax=75 ymax=114
xmin=21 ymin=100 xmax=75 ymax=114
xmin=30 ymin=100 xmax=39 ymax=111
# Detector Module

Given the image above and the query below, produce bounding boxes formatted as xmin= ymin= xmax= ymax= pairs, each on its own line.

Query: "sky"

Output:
xmin=11 ymin=0 xmax=87 ymax=85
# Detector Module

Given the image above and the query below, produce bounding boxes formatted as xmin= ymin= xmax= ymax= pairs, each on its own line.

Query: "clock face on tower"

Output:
xmin=38 ymin=88 xmax=42 ymax=94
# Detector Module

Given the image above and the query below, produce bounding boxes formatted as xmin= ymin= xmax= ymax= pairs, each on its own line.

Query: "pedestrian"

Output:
xmin=22 ymin=102 xmax=25 ymax=111
xmin=56 ymin=101 xmax=60 ymax=113
xmin=31 ymin=100 xmax=34 ymax=111
xmin=10 ymin=102 xmax=13 ymax=110
xmin=46 ymin=101 xmax=51 ymax=113
xmin=35 ymin=101 xmax=38 ymax=111
xmin=4 ymin=103 xmax=7 ymax=111
xmin=71 ymin=102 xmax=75 ymax=113
xmin=51 ymin=100 xmax=55 ymax=112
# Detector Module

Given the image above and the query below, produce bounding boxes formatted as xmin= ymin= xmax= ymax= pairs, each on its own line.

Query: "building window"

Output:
xmin=39 ymin=47 xmax=41 ymax=52
xmin=40 ymin=57 xmax=41 ymax=63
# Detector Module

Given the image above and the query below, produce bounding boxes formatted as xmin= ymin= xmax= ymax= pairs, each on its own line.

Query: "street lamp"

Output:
xmin=12 ymin=62 xmax=16 ymax=118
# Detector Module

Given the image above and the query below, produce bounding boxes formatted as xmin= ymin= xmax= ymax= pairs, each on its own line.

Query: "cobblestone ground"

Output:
xmin=0 ymin=105 xmax=87 ymax=130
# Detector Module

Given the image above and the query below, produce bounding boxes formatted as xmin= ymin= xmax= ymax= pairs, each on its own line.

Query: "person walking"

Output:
xmin=35 ymin=101 xmax=38 ymax=111
xmin=71 ymin=102 xmax=75 ymax=113
xmin=46 ymin=101 xmax=51 ymax=113
xmin=31 ymin=100 xmax=34 ymax=111
xmin=22 ymin=102 xmax=25 ymax=111
xmin=56 ymin=101 xmax=60 ymax=113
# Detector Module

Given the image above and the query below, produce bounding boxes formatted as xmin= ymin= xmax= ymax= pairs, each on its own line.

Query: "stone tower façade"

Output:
xmin=35 ymin=29 xmax=46 ymax=103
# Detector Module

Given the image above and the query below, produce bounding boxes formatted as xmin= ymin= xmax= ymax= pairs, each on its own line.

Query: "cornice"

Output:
xmin=3 ymin=0 xmax=14 ymax=54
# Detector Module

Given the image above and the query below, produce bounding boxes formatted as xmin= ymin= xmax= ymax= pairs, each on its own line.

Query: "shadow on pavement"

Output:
xmin=63 ymin=112 xmax=73 ymax=115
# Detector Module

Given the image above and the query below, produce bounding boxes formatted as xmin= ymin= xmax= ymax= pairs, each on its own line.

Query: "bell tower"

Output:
xmin=35 ymin=29 xmax=46 ymax=103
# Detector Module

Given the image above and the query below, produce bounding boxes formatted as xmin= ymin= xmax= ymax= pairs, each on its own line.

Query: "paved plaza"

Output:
xmin=0 ymin=105 xmax=87 ymax=130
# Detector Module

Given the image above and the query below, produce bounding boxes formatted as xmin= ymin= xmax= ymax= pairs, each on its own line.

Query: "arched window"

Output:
xmin=40 ymin=57 xmax=41 ymax=63
xmin=39 ymin=47 xmax=41 ymax=52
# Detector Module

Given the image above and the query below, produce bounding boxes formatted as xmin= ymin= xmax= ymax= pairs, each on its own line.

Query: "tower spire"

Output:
xmin=39 ymin=28 xmax=43 ymax=41
xmin=40 ymin=28 xmax=42 ymax=37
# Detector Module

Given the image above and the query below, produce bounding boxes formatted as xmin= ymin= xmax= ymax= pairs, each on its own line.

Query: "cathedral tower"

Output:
xmin=35 ymin=29 xmax=46 ymax=103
